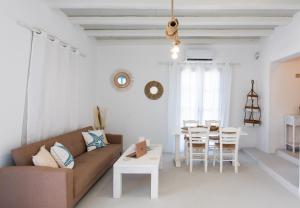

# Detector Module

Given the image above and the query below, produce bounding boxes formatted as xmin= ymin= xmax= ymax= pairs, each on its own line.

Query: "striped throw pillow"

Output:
xmin=50 ymin=142 xmax=74 ymax=169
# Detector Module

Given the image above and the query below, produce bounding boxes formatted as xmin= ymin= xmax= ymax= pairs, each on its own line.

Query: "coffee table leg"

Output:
xmin=151 ymin=169 xmax=159 ymax=199
xmin=113 ymin=169 xmax=122 ymax=198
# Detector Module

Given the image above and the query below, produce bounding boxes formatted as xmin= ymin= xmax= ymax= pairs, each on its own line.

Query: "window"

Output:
xmin=180 ymin=67 xmax=199 ymax=121
xmin=202 ymin=68 xmax=220 ymax=122
xmin=180 ymin=65 xmax=220 ymax=124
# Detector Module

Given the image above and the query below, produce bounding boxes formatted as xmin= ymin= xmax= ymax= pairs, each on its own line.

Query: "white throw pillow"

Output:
xmin=82 ymin=130 xmax=107 ymax=152
xmin=88 ymin=130 xmax=109 ymax=145
xmin=50 ymin=142 xmax=74 ymax=169
xmin=32 ymin=145 xmax=58 ymax=168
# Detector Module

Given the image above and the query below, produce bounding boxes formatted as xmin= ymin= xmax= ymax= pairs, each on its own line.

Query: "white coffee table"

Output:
xmin=113 ymin=144 xmax=162 ymax=199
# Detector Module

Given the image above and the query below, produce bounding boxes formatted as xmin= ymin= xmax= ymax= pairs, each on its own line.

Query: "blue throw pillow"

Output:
xmin=82 ymin=131 xmax=106 ymax=152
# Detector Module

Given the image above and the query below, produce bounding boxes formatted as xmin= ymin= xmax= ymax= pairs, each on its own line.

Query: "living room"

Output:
xmin=0 ymin=0 xmax=300 ymax=208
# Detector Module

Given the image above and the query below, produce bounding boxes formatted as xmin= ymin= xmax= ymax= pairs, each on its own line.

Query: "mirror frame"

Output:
xmin=112 ymin=70 xmax=133 ymax=90
xmin=144 ymin=81 xmax=164 ymax=100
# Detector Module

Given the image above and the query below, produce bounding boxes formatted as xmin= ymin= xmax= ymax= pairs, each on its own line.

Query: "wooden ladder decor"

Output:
xmin=244 ymin=80 xmax=261 ymax=126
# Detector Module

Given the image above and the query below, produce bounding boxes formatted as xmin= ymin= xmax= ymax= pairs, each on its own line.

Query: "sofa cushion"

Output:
xmin=73 ymin=144 xmax=122 ymax=197
xmin=50 ymin=142 xmax=75 ymax=169
xmin=88 ymin=130 xmax=110 ymax=145
xmin=82 ymin=131 xmax=106 ymax=152
xmin=12 ymin=127 xmax=93 ymax=166
xmin=32 ymin=145 xmax=59 ymax=168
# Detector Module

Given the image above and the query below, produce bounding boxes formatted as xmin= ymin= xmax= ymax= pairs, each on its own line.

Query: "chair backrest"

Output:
xmin=188 ymin=127 xmax=209 ymax=144
xmin=219 ymin=127 xmax=241 ymax=145
xmin=183 ymin=120 xmax=199 ymax=127
xmin=205 ymin=120 xmax=220 ymax=131
xmin=205 ymin=120 xmax=220 ymax=127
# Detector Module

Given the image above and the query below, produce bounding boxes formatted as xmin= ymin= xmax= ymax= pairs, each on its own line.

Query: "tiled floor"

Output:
xmin=76 ymin=152 xmax=300 ymax=208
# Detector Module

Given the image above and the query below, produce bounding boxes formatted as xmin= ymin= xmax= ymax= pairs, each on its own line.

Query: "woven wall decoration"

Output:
xmin=144 ymin=81 xmax=164 ymax=100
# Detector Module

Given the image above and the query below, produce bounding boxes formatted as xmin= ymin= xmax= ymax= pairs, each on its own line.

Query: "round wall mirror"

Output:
xmin=144 ymin=81 xmax=164 ymax=100
xmin=112 ymin=70 xmax=133 ymax=90
xmin=117 ymin=75 xmax=127 ymax=85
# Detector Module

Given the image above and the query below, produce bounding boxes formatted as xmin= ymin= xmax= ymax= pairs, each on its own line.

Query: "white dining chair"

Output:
xmin=213 ymin=127 xmax=241 ymax=173
xmin=183 ymin=120 xmax=199 ymax=127
xmin=205 ymin=120 xmax=220 ymax=153
xmin=183 ymin=120 xmax=199 ymax=165
xmin=205 ymin=120 xmax=220 ymax=127
xmin=187 ymin=127 xmax=210 ymax=173
xmin=205 ymin=120 xmax=220 ymax=139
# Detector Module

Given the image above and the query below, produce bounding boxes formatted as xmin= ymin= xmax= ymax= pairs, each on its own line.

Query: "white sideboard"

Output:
xmin=284 ymin=115 xmax=300 ymax=152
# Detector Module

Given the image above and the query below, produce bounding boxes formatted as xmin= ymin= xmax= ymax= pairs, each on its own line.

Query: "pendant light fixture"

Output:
xmin=165 ymin=0 xmax=181 ymax=60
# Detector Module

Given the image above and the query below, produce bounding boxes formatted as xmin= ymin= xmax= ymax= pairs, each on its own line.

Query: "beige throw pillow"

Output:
xmin=32 ymin=145 xmax=58 ymax=168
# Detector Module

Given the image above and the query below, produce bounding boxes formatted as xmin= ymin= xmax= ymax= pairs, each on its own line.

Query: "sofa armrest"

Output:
xmin=0 ymin=166 xmax=73 ymax=208
xmin=106 ymin=134 xmax=123 ymax=146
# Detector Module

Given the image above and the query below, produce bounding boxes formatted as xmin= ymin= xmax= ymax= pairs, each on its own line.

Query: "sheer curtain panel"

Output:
xmin=218 ymin=64 xmax=232 ymax=127
xmin=180 ymin=64 xmax=204 ymax=122
xmin=167 ymin=62 xmax=232 ymax=153
xmin=26 ymin=32 xmax=81 ymax=143
xmin=167 ymin=63 xmax=181 ymax=153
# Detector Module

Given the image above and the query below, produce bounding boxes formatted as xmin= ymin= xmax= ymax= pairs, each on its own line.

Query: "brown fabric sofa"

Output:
xmin=0 ymin=126 xmax=123 ymax=208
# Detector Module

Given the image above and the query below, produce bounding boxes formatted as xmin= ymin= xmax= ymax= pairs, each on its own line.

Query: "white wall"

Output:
xmin=96 ymin=44 xmax=169 ymax=151
xmin=259 ymin=12 xmax=300 ymax=153
xmin=95 ymin=42 xmax=261 ymax=151
xmin=270 ymin=58 xmax=300 ymax=150
xmin=0 ymin=0 xmax=96 ymax=166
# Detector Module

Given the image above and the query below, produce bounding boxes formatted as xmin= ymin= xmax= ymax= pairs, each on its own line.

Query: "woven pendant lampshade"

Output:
xmin=165 ymin=0 xmax=181 ymax=59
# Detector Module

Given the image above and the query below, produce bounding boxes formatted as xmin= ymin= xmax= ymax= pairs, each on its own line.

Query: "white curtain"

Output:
xmin=180 ymin=63 xmax=205 ymax=122
xmin=166 ymin=63 xmax=181 ymax=153
xmin=167 ymin=62 xmax=232 ymax=152
xmin=218 ymin=63 xmax=232 ymax=127
xmin=26 ymin=32 xmax=82 ymax=143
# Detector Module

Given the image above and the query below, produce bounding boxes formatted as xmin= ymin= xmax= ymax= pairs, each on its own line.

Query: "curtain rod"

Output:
xmin=17 ymin=21 xmax=86 ymax=58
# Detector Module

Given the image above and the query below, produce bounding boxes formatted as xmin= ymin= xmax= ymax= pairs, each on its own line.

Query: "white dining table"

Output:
xmin=174 ymin=129 xmax=248 ymax=167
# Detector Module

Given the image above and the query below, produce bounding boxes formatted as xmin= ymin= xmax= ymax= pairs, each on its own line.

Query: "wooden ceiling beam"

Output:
xmin=70 ymin=16 xmax=292 ymax=27
xmin=85 ymin=29 xmax=273 ymax=38
xmin=48 ymin=1 xmax=300 ymax=10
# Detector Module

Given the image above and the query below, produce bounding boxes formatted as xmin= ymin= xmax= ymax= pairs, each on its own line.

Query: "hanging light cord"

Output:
xmin=171 ymin=0 xmax=174 ymax=19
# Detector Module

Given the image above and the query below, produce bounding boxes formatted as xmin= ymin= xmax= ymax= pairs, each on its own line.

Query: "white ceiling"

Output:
xmin=46 ymin=0 xmax=300 ymax=42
